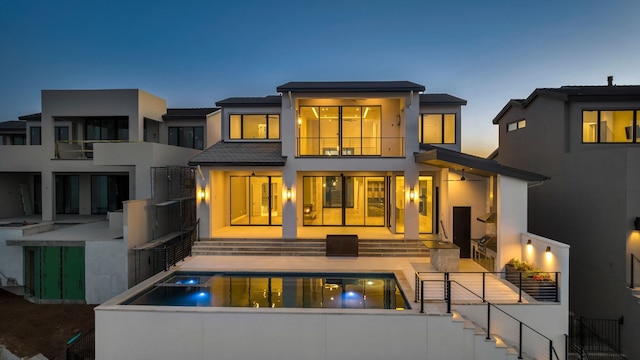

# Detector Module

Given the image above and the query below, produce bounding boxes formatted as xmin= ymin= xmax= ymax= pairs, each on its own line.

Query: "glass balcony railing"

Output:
xmin=297 ymin=137 xmax=405 ymax=157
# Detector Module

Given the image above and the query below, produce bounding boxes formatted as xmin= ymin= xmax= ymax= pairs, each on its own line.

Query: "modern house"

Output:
xmin=0 ymin=89 xmax=219 ymax=303
xmin=491 ymin=77 xmax=640 ymax=358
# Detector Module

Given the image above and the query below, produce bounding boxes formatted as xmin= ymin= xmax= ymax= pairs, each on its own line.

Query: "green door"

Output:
xmin=62 ymin=247 xmax=85 ymax=300
xmin=40 ymin=247 xmax=62 ymax=299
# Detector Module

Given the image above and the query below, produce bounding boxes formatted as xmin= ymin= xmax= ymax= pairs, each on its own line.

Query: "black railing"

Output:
xmin=568 ymin=314 xmax=626 ymax=359
xmin=163 ymin=219 xmax=199 ymax=271
xmin=631 ymin=253 xmax=640 ymax=288
xmin=66 ymin=328 xmax=95 ymax=360
xmin=415 ymin=273 xmax=560 ymax=360
xmin=414 ymin=271 xmax=559 ymax=304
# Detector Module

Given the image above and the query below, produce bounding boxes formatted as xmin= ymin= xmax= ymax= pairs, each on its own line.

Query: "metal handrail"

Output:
xmin=416 ymin=273 xmax=560 ymax=360
xmin=631 ymin=253 xmax=640 ymax=288
xmin=415 ymin=270 xmax=559 ymax=304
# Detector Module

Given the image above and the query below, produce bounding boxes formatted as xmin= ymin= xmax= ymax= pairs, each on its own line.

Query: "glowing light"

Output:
xmin=366 ymin=281 xmax=374 ymax=285
xmin=409 ymin=188 xmax=416 ymax=202
xmin=286 ymin=188 xmax=292 ymax=201
xmin=198 ymin=292 xmax=206 ymax=296
xmin=198 ymin=189 xmax=206 ymax=201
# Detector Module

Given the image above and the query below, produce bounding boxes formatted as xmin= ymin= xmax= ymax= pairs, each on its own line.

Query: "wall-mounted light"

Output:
xmin=635 ymin=217 xmax=640 ymax=231
xmin=286 ymin=188 xmax=292 ymax=201
xmin=545 ymin=246 xmax=551 ymax=253
xmin=526 ymin=239 xmax=532 ymax=247
xmin=198 ymin=189 xmax=206 ymax=201
xmin=409 ymin=188 xmax=416 ymax=202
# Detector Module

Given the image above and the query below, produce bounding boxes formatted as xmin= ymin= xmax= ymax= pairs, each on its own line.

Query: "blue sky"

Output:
xmin=1 ymin=0 xmax=639 ymax=156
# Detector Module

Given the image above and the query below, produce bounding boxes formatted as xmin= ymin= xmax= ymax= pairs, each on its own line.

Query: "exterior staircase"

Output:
xmin=422 ymin=307 xmax=536 ymax=359
xmin=192 ymin=238 xmax=431 ymax=257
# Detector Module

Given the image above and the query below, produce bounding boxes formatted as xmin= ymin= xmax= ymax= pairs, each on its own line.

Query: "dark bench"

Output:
xmin=326 ymin=234 xmax=358 ymax=257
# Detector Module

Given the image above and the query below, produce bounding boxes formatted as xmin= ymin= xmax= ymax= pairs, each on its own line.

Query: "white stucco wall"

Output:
xmin=0 ymin=229 xmax=24 ymax=286
xmin=496 ymin=175 xmax=528 ymax=269
xmin=85 ymin=239 xmax=127 ymax=304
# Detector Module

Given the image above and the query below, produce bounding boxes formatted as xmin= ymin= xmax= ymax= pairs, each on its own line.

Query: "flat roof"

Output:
xmin=277 ymin=81 xmax=425 ymax=93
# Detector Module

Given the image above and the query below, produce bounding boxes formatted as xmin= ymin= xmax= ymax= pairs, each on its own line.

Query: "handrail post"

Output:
xmin=518 ymin=322 xmax=523 ymax=359
xmin=446 ymin=279 xmax=451 ymax=314
xmin=631 ymin=253 xmax=635 ymax=288
xmin=482 ymin=272 xmax=486 ymax=302
xmin=420 ymin=280 xmax=424 ymax=313
xmin=555 ymin=272 xmax=559 ymax=302
xmin=518 ymin=272 xmax=522 ymax=303
xmin=549 ymin=339 xmax=553 ymax=360
xmin=486 ymin=302 xmax=491 ymax=340
xmin=444 ymin=272 xmax=449 ymax=301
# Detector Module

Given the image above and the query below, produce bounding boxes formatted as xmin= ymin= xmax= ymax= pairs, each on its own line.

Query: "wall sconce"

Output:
xmin=286 ymin=188 xmax=292 ymax=201
xmin=409 ymin=188 xmax=416 ymax=202
xmin=198 ymin=189 xmax=206 ymax=201
xmin=635 ymin=217 xmax=640 ymax=231
xmin=526 ymin=239 xmax=532 ymax=247
xmin=545 ymin=246 xmax=551 ymax=253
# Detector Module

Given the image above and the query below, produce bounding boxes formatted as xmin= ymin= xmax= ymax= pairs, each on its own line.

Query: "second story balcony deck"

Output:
xmin=297 ymin=136 xmax=405 ymax=157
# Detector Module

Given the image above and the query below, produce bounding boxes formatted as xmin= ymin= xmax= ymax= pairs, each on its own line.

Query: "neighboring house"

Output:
xmin=0 ymin=89 xmax=219 ymax=303
xmin=0 ymin=120 xmax=26 ymax=145
xmin=491 ymin=78 xmax=640 ymax=358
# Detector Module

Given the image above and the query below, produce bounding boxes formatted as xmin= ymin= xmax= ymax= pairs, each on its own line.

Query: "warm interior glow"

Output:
xmin=198 ymin=189 xmax=206 ymax=201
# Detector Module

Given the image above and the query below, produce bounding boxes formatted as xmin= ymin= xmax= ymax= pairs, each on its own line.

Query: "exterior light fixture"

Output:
xmin=409 ymin=188 xmax=416 ymax=202
xmin=635 ymin=217 xmax=640 ymax=231
xmin=198 ymin=189 xmax=206 ymax=201
xmin=526 ymin=239 xmax=532 ymax=247
xmin=286 ymin=188 xmax=292 ymax=201
xmin=545 ymin=246 xmax=551 ymax=253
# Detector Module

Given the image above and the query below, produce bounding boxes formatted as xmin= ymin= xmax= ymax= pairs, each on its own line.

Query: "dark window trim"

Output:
xmin=581 ymin=109 xmax=639 ymax=144
xmin=419 ymin=113 xmax=456 ymax=144
xmin=506 ymin=119 xmax=526 ymax=133
xmin=168 ymin=126 xmax=204 ymax=149
xmin=228 ymin=114 xmax=280 ymax=140
xmin=229 ymin=175 xmax=282 ymax=226
xmin=30 ymin=126 xmax=41 ymax=145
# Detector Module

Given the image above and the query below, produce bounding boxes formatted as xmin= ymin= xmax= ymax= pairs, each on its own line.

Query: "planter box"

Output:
xmin=505 ymin=264 xmax=557 ymax=302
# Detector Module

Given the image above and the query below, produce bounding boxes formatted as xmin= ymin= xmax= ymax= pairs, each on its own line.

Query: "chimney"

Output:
xmin=607 ymin=76 xmax=614 ymax=86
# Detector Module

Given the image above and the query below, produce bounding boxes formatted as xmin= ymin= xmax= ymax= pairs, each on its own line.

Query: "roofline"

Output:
xmin=276 ymin=81 xmax=425 ymax=93
xmin=415 ymin=145 xmax=549 ymax=182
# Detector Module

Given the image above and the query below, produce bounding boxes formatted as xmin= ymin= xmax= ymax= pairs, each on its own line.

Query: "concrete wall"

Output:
xmin=0 ymin=174 xmax=32 ymax=218
xmin=85 ymin=239 xmax=127 ymax=304
xmin=0 ymin=229 xmax=24 ymax=286
xmin=496 ymin=175 xmax=528 ymax=270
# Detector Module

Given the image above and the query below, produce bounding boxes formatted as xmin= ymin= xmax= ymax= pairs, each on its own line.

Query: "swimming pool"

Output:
xmin=123 ymin=271 xmax=409 ymax=310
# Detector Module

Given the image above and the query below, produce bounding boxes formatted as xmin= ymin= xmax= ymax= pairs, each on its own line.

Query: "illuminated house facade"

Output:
xmin=191 ymin=81 xmax=547 ymax=265
xmin=491 ymin=80 xmax=640 ymax=358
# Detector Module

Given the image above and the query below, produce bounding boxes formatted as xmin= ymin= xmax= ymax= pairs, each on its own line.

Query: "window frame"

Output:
xmin=582 ymin=109 xmax=639 ymax=144
xmin=228 ymin=114 xmax=280 ymax=140
xmin=419 ymin=113 xmax=456 ymax=144
xmin=30 ymin=126 xmax=42 ymax=145
xmin=507 ymin=119 xmax=526 ymax=132
xmin=168 ymin=126 xmax=204 ymax=149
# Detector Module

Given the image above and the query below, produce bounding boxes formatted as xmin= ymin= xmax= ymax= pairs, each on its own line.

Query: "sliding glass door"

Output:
xmin=230 ymin=176 xmax=282 ymax=225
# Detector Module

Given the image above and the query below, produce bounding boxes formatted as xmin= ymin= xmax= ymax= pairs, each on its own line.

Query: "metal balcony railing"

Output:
xmin=297 ymin=136 xmax=404 ymax=157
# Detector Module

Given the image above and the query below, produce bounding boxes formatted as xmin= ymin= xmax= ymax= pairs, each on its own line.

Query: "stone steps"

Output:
xmin=192 ymin=238 xmax=430 ymax=257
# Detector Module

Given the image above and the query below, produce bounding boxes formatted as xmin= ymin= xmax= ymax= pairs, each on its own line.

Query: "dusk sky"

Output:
xmin=1 ymin=0 xmax=639 ymax=156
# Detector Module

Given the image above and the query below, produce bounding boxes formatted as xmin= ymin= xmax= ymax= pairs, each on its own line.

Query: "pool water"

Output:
xmin=124 ymin=272 xmax=409 ymax=310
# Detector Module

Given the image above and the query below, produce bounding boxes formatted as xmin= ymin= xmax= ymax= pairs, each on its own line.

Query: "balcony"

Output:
xmin=297 ymin=136 xmax=404 ymax=157
xmin=55 ymin=140 xmax=130 ymax=159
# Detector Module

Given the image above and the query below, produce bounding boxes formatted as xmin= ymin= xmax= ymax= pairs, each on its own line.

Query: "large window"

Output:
xmin=30 ymin=126 xmax=41 ymax=145
xmin=230 ymin=176 xmax=282 ymax=225
xmin=85 ymin=117 xmax=128 ymax=141
xmin=169 ymin=126 xmax=204 ymax=149
xmin=302 ymin=175 xmax=384 ymax=226
xmin=230 ymin=114 xmax=280 ymax=140
xmin=298 ymin=106 xmax=381 ymax=156
xmin=419 ymin=114 xmax=455 ymax=144
xmin=583 ymin=110 xmax=639 ymax=143
xmin=55 ymin=126 xmax=69 ymax=141
xmin=91 ymin=175 xmax=129 ymax=214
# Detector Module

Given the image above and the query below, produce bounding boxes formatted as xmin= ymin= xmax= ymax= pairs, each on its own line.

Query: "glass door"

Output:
xmin=230 ymin=176 xmax=282 ymax=225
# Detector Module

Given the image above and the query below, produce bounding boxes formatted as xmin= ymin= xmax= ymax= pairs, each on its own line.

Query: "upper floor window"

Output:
xmin=507 ymin=119 xmax=526 ymax=132
xmin=230 ymin=114 xmax=280 ymax=140
xmin=169 ymin=126 xmax=204 ymax=149
xmin=0 ymin=135 xmax=25 ymax=145
xmin=419 ymin=114 xmax=455 ymax=144
xmin=30 ymin=126 xmax=41 ymax=145
xmin=85 ymin=117 xmax=128 ymax=141
xmin=583 ymin=110 xmax=639 ymax=143
xmin=55 ymin=126 xmax=69 ymax=141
